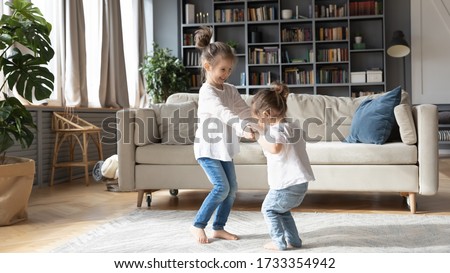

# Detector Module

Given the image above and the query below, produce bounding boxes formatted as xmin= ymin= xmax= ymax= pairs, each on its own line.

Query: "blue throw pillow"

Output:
xmin=345 ymin=86 xmax=402 ymax=145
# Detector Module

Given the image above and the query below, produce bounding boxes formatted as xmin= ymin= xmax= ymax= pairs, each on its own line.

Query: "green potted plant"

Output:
xmin=226 ymin=40 xmax=239 ymax=50
xmin=0 ymin=0 xmax=54 ymax=226
xmin=140 ymin=43 xmax=190 ymax=103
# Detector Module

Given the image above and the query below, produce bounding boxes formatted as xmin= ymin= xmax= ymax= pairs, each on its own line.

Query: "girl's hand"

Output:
xmin=242 ymin=126 xmax=256 ymax=140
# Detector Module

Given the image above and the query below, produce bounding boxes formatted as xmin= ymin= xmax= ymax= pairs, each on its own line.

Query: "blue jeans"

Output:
xmin=261 ymin=183 xmax=309 ymax=250
xmin=193 ymin=158 xmax=238 ymax=230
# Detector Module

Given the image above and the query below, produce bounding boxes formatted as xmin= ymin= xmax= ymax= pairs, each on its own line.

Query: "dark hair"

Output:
xmin=251 ymin=81 xmax=289 ymax=119
xmin=194 ymin=26 xmax=236 ymax=82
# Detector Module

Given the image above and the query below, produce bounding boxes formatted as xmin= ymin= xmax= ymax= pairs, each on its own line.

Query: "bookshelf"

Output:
xmin=180 ymin=0 xmax=385 ymax=97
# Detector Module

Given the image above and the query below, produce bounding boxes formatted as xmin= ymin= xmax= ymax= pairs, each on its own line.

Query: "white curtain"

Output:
xmin=30 ymin=0 xmax=151 ymax=108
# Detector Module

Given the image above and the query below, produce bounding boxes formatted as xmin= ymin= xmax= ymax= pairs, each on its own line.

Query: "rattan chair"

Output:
xmin=50 ymin=108 xmax=103 ymax=186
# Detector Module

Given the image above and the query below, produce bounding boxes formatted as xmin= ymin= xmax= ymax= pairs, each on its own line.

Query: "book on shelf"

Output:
xmin=318 ymin=67 xmax=348 ymax=84
xmin=284 ymin=68 xmax=314 ymax=85
xmin=315 ymin=3 xmax=347 ymax=18
xmin=249 ymin=47 xmax=279 ymax=65
xmin=189 ymin=73 xmax=201 ymax=88
xmin=250 ymin=71 xmax=273 ymax=85
xmin=316 ymin=48 xmax=348 ymax=62
xmin=248 ymin=5 xmax=277 ymax=21
xmin=185 ymin=4 xmax=195 ymax=24
xmin=317 ymin=26 xmax=348 ymax=41
xmin=185 ymin=51 xmax=200 ymax=67
xmin=214 ymin=8 xmax=244 ymax=23
xmin=281 ymin=27 xmax=312 ymax=42
xmin=183 ymin=33 xmax=194 ymax=46
xmin=349 ymin=0 xmax=383 ymax=16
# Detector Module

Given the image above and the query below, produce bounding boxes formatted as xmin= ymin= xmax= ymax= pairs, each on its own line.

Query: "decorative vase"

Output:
xmin=355 ymin=36 xmax=363 ymax=44
xmin=0 ymin=157 xmax=35 ymax=226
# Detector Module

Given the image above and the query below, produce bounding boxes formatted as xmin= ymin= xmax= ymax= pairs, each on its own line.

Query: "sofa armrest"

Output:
xmin=117 ymin=109 xmax=137 ymax=191
xmin=412 ymin=104 xmax=439 ymax=195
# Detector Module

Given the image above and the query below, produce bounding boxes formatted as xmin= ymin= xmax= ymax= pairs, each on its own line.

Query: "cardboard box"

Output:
xmin=366 ymin=70 xmax=383 ymax=83
xmin=351 ymin=71 xmax=366 ymax=83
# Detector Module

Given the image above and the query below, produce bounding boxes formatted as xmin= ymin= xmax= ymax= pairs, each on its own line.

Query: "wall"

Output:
xmin=385 ymin=0 xmax=411 ymax=94
xmin=153 ymin=0 xmax=180 ymax=55
xmin=411 ymin=0 xmax=450 ymax=105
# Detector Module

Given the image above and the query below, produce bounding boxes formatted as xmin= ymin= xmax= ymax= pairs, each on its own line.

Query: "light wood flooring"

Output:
xmin=1 ymin=156 xmax=450 ymax=253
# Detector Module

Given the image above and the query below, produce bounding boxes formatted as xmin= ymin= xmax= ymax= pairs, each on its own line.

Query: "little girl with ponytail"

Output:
xmin=251 ymin=81 xmax=315 ymax=251
xmin=190 ymin=26 xmax=254 ymax=244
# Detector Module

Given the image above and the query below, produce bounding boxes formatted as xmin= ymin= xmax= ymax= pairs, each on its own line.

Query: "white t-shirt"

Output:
xmin=262 ymin=122 xmax=315 ymax=189
xmin=194 ymin=82 xmax=252 ymax=161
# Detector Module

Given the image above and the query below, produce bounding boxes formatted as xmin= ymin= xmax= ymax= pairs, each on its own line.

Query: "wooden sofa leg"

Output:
xmin=137 ymin=190 xmax=145 ymax=207
xmin=408 ymin=193 xmax=417 ymax=214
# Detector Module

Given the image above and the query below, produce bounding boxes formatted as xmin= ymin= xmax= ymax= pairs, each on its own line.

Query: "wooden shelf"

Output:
xmin=180 ymin=0 xmax=386 ymax=96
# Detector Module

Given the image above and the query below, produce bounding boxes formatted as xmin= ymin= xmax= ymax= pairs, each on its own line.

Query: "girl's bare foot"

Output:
xmin=212 ymin=229 xmax=239 ymax=240
xmin=190 ymin=226 xmax=209 ymax=244
xmin=263 ymin=242 xmax=283 ymax=251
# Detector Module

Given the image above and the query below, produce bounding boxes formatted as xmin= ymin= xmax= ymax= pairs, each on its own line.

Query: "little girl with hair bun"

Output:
xmin=190 ymin=26 xmax=254 ymax=244
xmin=251 ymin=81 xmax=315 ymax=251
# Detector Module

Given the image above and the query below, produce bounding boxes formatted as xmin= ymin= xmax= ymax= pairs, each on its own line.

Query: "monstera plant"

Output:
xmin=0 ymin=0 xmax=54 ymax=162
xmin=0 ymin=0 xmax=54 ymax=226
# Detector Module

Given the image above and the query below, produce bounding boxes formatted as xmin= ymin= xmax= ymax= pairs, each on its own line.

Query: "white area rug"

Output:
xmin=52 ymin=210 xmax=450 ymax=253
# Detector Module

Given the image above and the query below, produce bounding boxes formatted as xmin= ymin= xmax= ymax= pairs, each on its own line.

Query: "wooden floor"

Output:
xmin=1 ymin=156 xmax=450 ymax=253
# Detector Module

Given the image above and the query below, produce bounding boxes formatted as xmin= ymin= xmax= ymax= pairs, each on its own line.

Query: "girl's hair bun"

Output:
xmin=270 ymin=81 xmax=289 ymax=99
xmin=195 ymin=26 xmax=213 ymax=50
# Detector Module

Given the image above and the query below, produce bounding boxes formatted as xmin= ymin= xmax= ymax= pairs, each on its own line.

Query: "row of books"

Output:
xmin=189 ymin=73 xmax=202 ymax=88
xmin=281 ymin=27 xmax=312 ymax=42
xmin=284 ymin=68 xmax=314 ymax=85
xmin=316 ymin=48 xmax=349 ymax=62
xmin=439 ymin=130 xmax=450 ymax=142
xmin=317 ymin=67 xmax=348 ymax=84
xmin=248 ymin=6 xmax=277 ymax=21
xmin=183 ymin=33 xmax=194 ymax=46
xmin=214 ymin=8 xmax=244 ymax=23
xmin=184 ymin=51 xmax=200 ymax=67
xmin=317 ymin=27 xmax=348 ymax=41
xmin=315 ymin=4 xmax=347 ymax=18
xmin=249 ymin=47 xmax=279 ymax=65
xmin=349 ymin=0 xmax=383 ymax=16
xmin=249 ymin=72 xmax=273 ymax=86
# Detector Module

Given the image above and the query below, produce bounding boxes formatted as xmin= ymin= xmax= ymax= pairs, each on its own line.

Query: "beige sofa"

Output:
xmin=117 ymin=91 xmax=439 ymax=213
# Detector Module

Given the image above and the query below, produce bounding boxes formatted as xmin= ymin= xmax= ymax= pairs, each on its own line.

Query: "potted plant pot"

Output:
xmin=0 ymin=157 xmax=35 ymax=226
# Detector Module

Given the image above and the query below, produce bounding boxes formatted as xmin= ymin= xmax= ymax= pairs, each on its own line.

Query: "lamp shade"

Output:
xmin=387 ymin=30 xmax=410 ymax=58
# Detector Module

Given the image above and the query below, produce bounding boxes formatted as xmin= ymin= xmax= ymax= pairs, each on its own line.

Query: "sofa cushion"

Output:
xmin=150 ymin=101 xmax=198 ymax=145
xmin=306 ymin=141 xmax=417 ymax=164
xmin=134 ymin=109 xmax=160 ymax=146
xmin=345 ymin=86 xmax=402 ymax=145
xmin=136 ymin=142 xmax=266 ymax=165
xmin=394 ymin=104 xmax=417 ymax=145
xmin=135 ymin=141 xmax=416 ymax=165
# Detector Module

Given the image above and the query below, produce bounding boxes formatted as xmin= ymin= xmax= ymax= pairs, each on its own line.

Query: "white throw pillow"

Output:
xmin=159 ymin=101 xmax=197 ymax=145
xmin=394 ymin=104 xmax=417 ymax=145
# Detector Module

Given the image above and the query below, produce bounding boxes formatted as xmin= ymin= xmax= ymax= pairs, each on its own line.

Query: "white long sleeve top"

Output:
xmin=263 ymin=122 xmax=315 ymax=189
xmin=194 ymin=82 xmax=252 ymax=161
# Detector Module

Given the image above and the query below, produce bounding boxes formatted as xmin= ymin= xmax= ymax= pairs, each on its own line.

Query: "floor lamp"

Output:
xmin=387 ymin=30 xmax=410 ymax=90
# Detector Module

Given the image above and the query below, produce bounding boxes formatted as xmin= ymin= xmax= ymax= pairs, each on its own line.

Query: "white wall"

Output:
xmin=153 ymin=0 xmax=179 ymax=56
xmin=411 ymin=0 xmax=450 ymax=104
